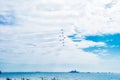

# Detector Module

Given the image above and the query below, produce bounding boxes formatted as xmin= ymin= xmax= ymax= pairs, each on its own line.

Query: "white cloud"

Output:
xmin=0 ymin=0 xmax=120 ymax=72
xmin=66 ymin=0 xmax=120 ymax=36
xmin=75 ymin=40 xmax=106 ymax=48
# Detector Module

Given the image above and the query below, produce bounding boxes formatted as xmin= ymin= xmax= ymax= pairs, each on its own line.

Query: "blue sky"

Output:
xmin=0 ymin=0 xmax=120 ymax=72
xmin=68 ymin=33 xmax=120 ymax=56
xmin=84 ymin=34 xmax=120 ymax=55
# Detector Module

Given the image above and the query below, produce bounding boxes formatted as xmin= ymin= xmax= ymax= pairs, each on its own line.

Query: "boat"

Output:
xmin=69 ymin=70 xmax=79 ymax=73
xmin=0 ymin=71 xmax=1 ymax=74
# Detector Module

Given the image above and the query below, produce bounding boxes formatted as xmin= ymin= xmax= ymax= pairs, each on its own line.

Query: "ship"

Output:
xmin=69 ymin=70 xmax=79 ymax=73
xmin=0 ymin=71 xmax=1 ymax=74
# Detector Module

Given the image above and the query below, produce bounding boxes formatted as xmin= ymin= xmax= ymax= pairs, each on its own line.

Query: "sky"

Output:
xmin=0 ymin=0 xmax=120 ymax=72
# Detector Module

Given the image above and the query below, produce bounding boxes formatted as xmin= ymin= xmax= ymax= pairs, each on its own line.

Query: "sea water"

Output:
xmin=0 ymin=72 xmax=120 ymax=80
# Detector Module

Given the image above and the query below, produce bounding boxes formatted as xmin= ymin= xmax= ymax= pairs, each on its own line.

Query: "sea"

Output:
xmin=0 ymin=72 xmax=120 ymax=80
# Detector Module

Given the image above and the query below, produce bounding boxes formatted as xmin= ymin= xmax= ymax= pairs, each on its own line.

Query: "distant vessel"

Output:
xmin=0 ymin=71 xmax=1 ymax=74
xmin=69 ymin=70 xmax=79 ymax=73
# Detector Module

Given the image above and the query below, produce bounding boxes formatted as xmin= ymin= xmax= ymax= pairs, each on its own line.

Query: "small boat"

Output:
xmin=69 ymin=70 xmax=79 ymax=73
xmin=0 ymin=71 xmax=1 ymax=74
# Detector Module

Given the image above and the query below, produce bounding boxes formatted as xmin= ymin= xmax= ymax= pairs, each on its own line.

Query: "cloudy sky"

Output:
xmin=0 ymin=0 xmax=120 ymax=72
